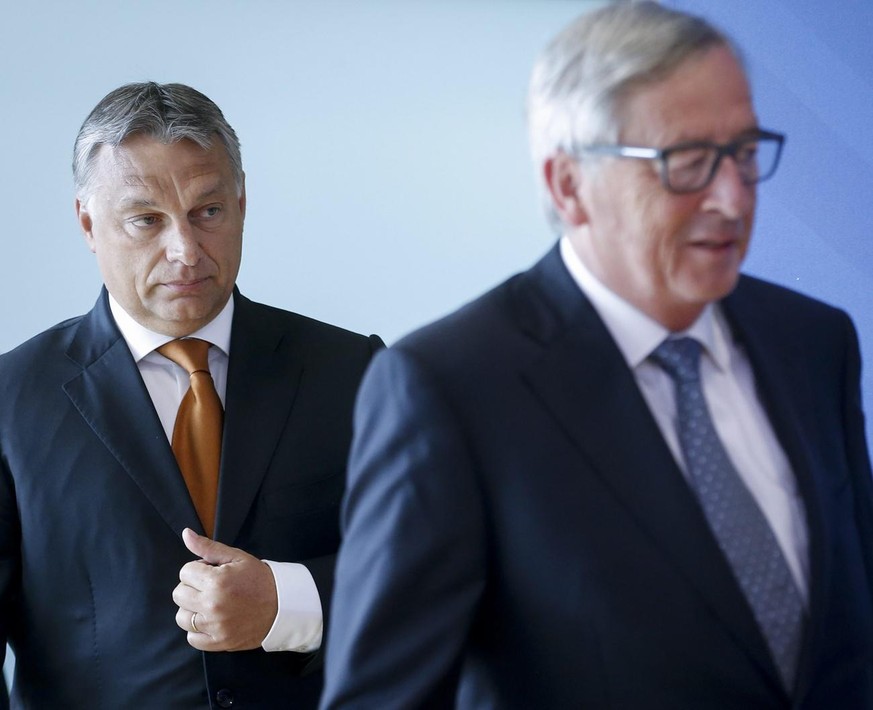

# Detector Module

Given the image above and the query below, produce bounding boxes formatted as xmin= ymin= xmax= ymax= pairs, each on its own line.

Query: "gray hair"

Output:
xmin=73 ymin=82 xmax=243 ymax=201
xmin=527 ymin=1 xmax=741 ymax=229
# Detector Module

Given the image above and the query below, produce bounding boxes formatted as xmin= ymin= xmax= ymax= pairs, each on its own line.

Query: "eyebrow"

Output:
xmin=116 ymin=184 xmax=230 ymax=210
xmin=117 ymin=197 xmax=157 ymax=209
xmin=668 ymin=125 xmax=763 ymax=147
xmin=193 ymin=185 xmax=228 ymax=203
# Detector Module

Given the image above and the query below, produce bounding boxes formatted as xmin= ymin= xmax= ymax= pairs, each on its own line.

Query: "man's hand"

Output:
xmin=173 ymin=527 xmax=278 ymax=651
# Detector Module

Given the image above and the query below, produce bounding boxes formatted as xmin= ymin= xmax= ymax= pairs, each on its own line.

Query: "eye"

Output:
xmin=735 ymin=142 xmax=759 ymax=166
xmin=129 ymin=214 xmax=160 ymax=228
xmin=669 ymin=147 xmax=711 ymax=173
xmin=197 ymin=204 xmax=223 ymax=220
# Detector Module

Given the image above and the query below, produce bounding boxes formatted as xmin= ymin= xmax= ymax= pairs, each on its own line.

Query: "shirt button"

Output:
xmin=215 ymin=688 xmax=234 ymax=708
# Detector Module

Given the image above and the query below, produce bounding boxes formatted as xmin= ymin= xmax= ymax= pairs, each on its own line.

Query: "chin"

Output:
xmin=153 ymin=309 xmax=210 ymax=334
xmin=702 ymin=277 xmax=742 ymax=303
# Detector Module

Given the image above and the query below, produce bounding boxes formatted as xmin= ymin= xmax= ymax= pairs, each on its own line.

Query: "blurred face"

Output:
xmin=77 ymin=135 xmax=245 ymax=336
xmin=567 ymin=46 xmax=757 ymax=331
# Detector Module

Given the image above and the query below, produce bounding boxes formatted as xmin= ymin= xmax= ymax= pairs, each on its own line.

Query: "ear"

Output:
xmin=238 ymin=172 xmax=247 ymax=222
xmin=544 ymin=152 xmax=588 ymax=227
xmin=75 ymin=198 xmax=97 ymax=253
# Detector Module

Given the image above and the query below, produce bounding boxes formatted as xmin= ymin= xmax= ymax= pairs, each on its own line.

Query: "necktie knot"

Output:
xmin=158 ymin=338 xmax=211 ymax=376
xmin=650 ymin=337 xmax=702 ymax=384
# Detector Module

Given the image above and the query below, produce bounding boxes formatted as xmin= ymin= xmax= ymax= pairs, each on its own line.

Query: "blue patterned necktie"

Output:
xmin=650 ymin=337 xmax=804 ymax=692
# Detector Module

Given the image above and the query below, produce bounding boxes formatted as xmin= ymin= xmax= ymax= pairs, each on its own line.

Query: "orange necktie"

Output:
xmin=158 ymin=338 xmax=223 ymax=537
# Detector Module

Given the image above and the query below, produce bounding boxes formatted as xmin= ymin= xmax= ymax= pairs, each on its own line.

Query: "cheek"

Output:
xmin=652 ymin=200 xmax=698 ymax=252
xmin=212 ymin=234 xmax=243 ymax=271
xmin=627 ymin=195 xmax=672 ymax=253
xmin=120 ymin=248 xmax=167 ymax=293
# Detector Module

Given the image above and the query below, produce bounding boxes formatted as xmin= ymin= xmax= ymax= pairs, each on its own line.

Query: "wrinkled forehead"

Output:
xmin=87 ymin=135 xmax=237 ymax=203
xmin=615 ymin=46 xmax=755 ymax=145
xmin=88 ymin=132 xmax=224 ymax=176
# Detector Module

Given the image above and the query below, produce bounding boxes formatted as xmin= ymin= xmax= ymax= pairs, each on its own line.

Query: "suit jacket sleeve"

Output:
xmin=0 ymin=455 xmax=17 ymax=709
xmin=321 ymin=346 xmax=486 ymax=708
xmin=841 ymin=315 xmax=873 ymax=608
xmin=273 ymin=333 xmax=385 ymax=673
xmin=262 ymin=334 xmax=385 ymax=663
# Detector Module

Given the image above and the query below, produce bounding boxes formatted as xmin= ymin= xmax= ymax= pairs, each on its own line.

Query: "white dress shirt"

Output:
xmin=108 ymin=293 xmax=323 ymax=651
xmin=559 ymin=238 xmax=810 ymax=602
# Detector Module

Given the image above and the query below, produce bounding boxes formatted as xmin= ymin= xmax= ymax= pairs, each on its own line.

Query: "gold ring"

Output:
xmin=191 ymin=611 xmax=200 ymax=634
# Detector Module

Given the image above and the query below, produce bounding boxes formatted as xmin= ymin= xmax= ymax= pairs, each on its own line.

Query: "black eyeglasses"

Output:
xmin=573 ymin=129 xmax=785 ymax=194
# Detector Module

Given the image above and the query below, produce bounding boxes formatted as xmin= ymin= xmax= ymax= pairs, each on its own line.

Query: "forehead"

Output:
xmin=89 ymin=135 xmax=235 ymax=197
xmin=619 ymin=45 xmax=756 ymax=146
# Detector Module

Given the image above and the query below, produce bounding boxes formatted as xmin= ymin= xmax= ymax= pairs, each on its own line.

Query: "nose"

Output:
xmin=164 ymin=220 xmax=202 ymax=266
xmin=701 ymin=155 xmax=755 ymax=220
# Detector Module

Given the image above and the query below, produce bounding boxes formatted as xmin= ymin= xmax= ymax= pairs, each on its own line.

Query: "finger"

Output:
xmin=182 ymin=527 xmax=238 ymax=566
xmin=178 ymin=559 xmax=215 ymax=590
xmin=190 ymin=610 xmax=202 ymax=634
xmin=175 ymin=606 xmax=195 ymax=633
xmin=186 ymin=632 xmax=222 ymax=652
xmin=176 ymin=606 xmax=207 ymax=634
xmin=172 ymin=581 xmax=198 ymax=610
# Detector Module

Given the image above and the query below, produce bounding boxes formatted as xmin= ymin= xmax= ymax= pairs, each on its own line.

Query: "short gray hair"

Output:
xmin=527 ymin=1 xmax=740 ymax=229
xmin=73 ymin=82 xmax=243 ymax=201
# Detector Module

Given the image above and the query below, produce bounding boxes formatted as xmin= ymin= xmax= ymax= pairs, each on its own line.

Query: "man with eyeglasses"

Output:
xmin=322 ymin=2 xmax=873 ymax=708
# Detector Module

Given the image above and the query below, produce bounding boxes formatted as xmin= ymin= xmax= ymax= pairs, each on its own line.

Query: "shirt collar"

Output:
xmin=108 ymin=292 xmax=234 ymax=363
xmin=558 ymin=236 xmax=731 ymax=371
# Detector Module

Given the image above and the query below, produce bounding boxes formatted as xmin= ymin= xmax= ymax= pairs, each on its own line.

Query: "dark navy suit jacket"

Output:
xmin=0 ymin=288 xmax=381 ymax=709
xmin=323 ymin=244 xmax=873 ymax=708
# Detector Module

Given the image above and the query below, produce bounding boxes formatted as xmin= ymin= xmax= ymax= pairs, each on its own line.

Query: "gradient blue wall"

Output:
xmin=2 ymin=0 xmax=871 ymax=688
xmin=667 ymin=0 xmax=873 ymax=440
xmin=4 ymin=1 xmax=868 ymax=418
xmin=2 ymin=2 xmax=868 ymax=416
xmin=0 ymin=0 xmax=599 ymax=356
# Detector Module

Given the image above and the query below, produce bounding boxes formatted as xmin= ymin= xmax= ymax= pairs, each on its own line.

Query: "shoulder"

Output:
xmin=0 ymin=314 xmax=87 ymax=414
xmin=233 ymin=293 xmax=383 ymax=357
xmin=396 ymin=273 xmax=528 ymax=368
xmin=0 ymin=314 xmax=84 ymax=372
xmin=729 ymin=274 xmax=854 ymax=334
xmin=368 ymin=267 xmax=557 ymax=408
xmin=391 ymin=245 xmax=583 ymax=377
xmin=726 ymin=275 xmax=860 ymax=372
xmin=733 ymin=274 xmax=847 ymax=313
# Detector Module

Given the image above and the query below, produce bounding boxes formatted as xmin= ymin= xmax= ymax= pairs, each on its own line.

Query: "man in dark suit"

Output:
xmin=0 ymin=82 xmax=381 ymax=708
xmin=322 ymin=3 xmax=873 ymax=707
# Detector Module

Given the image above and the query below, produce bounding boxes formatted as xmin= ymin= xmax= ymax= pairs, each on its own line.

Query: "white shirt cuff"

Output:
xmin=260 ymin=560 xmax=323 ymax=653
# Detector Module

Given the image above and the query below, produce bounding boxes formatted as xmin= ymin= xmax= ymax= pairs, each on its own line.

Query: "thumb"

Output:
xmin=182 ymin=527 xmax=237 ymax=566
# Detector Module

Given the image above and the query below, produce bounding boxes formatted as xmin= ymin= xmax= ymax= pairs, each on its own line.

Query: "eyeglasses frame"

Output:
xmin=572 ymin=129 xmax=786 ymax=194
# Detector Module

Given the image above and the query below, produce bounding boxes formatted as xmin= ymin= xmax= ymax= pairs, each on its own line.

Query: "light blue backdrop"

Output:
xmin=2 ymin=0 xmax=869 ymax=412
xmin=665 ymin=0 xmax=873 ymax=439
xmin=2 ymin=0 xmax=872 ymax=690
xmin=0 ymin=0 xmax=601 ymax=355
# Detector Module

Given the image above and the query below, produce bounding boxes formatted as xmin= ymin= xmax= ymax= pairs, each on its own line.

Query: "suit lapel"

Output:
xmin=62 ymin=289 xmax=201 ymax=536
xmin=214 ymin=293 xmax=303 ymax=545
xmin=516 ymin=247 xmax=780 ymax=687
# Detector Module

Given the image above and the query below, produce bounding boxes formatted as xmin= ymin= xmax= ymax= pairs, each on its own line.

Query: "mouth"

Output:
xmin=688 ymin=238 xmax=740 ymax=252
xmin=162 ymin=277 xmax=209 ymax=292
xmin=687 ymin=217 xmax=747 ymax=250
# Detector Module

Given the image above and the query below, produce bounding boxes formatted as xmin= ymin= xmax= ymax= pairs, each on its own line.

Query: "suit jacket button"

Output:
xmin=215 ymin=688 xmax=235 ymax=708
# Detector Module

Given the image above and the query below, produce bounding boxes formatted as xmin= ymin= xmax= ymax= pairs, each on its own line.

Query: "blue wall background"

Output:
xmin=668 ymin=0 xmax=873 ymax=440
xmin=1 ymin=0 xmax=872 ymax=689
xmin=1 ymin=0 xmax=869 ymax=430
xmin=0 ymin=0 xmax=595 ymax=355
